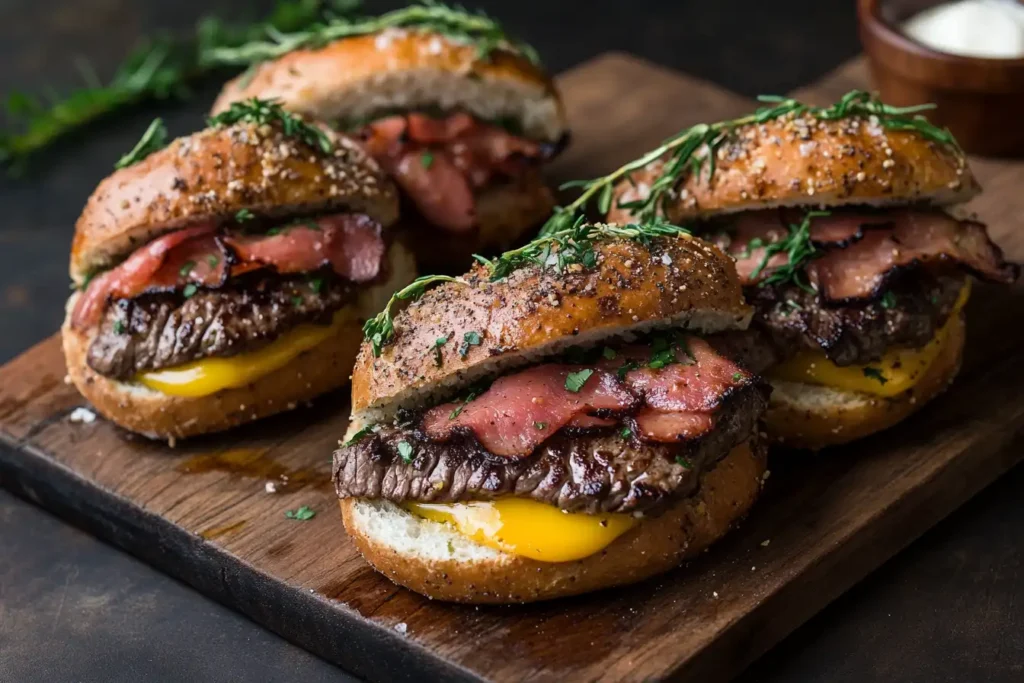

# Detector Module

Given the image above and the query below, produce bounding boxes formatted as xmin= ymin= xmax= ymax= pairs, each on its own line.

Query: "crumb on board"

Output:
xmin=394 ymin=622 xmax=408 ymax=634
xmin=68 ymin=407 xmax=96 ymax=424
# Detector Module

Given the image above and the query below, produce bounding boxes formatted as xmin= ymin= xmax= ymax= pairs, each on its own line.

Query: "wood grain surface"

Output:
xmin=0 ymin=53 xmax=1022 ymax=683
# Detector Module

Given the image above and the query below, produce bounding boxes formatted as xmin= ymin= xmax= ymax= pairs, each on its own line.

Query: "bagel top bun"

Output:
xmin=211 ymin=30 xmax=567 ymax=143
xmin=352 ymin=225 xmax=751 ymax=422
xmin=71 ymin=116 xmax=398 ymax=285
xmin=608 ymin=106 xmax=981 ymax=225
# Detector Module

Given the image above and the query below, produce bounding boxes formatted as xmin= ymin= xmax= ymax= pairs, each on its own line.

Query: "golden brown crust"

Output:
xmin=341 ymin=438 xmax=766 ymax=603
xmin=608 ymin=113 xmax=981 ymax=224
xmin=71 ymin=123 xmax=397 ymax=285
xmin=765 ymin=314 xmax=965 ymax=449
xmin=399 ymin=167 xmax=555 ymax=274
xmin=352 ymin=233 xmax=751 ymax=417
xmin=212 ymin=31 xmax=566 ymax=143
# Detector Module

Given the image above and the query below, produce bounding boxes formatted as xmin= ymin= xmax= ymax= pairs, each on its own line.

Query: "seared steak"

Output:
xmin=332 ymin=384 xmax=767 ymax=515
xmin=751 ymin=273 xmax=966 ymax=367
xmin=87 ymin=274 xmax=355 ymax=379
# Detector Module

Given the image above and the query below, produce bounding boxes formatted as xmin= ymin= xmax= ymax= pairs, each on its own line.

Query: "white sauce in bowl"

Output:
xmin=904 ymin=0 xmax=1024 ymax=59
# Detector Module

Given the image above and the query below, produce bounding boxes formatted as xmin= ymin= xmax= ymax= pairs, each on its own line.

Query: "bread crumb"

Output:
xmin=265 ymin=481 xmax=278 ymax=494
xmin=760 ymin=539 xmax=771 ymax=547
xmin=69 ymin=407 xmax=97 ymax=424
xmin=394 ymin=622 xmax=408 ymax=634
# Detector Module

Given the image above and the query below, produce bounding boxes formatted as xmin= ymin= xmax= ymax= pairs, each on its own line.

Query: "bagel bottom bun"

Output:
xmin=340 ymin=437 xmax=767 ymax=604
xmin=62 ymin=241 xmax=417 ymax=440
xmin=400 ymin=167 xmax=554 ymax=274
xmin=764 ymin=313 xmax=965 ymax=450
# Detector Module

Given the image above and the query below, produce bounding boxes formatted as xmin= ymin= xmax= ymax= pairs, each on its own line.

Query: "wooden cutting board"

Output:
xmin=1 ymin=54 xmax=1022 ymax=683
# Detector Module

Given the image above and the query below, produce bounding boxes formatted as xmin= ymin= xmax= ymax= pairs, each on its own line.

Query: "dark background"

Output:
xmin=0 ymin=1 xmax=1021 ymax=681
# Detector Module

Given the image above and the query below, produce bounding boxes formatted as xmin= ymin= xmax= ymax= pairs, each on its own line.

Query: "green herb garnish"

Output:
xmin=620 ymin=427 xmax=632 ymax=439
xmin=207 ymin=97 xmax=332 ymax=153
xmin=732 ymin=372 xmax=745 ymax=381
xmin=617 ymin=360 xmax=640 ymax=381
xmin=534 ymin=421 xmax=548 ymax=430
xmin=420 ymin=151 xmax=434 ymax=169
xmin=675 ymin=456 xmax=692 ymax=469
xmin=285 ymin=505 xmax=316 ymax=521
xmin=742 ymin=210 xmax=830 ymax=293
xmin=343 ymin=423 xmax=378 ymax=446
xmin=113 ymin=320 xmax=127 ymax=335
xmin=179 ymin=260 xmax=197 ymax=278
xmin=308 ymin=275 xmax=324 ymax=293
xmin=203 ymin=1 xmax=541 ymax=70
xmin=602 ymin=347 xmax=617 ymax=360
xmin=397 ymin=441 xmax=415 ymax=463
xmin=880 ymin=291 xmax=897 ymax=309
xmin=543 ymin=90 xmax=958 ymax=234
xmin=182 ymin=283 xmax=198 ymax=298
xmin=291 ymin=295 xmax=304 ymax=306
xmin=565 ymin=369 xmax=594 ymax=393
xmin=206 ymin=254 xmax=220 ymax=268
xmin=448 ymin=389 xmax=480 ymax=420
xmin=114 ymin=118 xmax=168 ymax=169
xmin=432 ymin=336 xmax=448 ymax=367
xmin=459 ymin=331 xmax=482 ymax=358
xmin=363 ymin=274 xmax=463 ymax=356
xmin=863 ymin=367 xmax=888 ymax=385
xmin=235 ymin=208 xmax=255 ymax=222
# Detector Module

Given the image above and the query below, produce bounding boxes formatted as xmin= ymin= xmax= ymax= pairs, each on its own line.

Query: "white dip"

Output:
xmin=904 ymin=0 xmax=1024 ymax=59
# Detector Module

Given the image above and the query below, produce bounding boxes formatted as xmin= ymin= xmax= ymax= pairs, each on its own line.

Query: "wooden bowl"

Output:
xmin=858 ymin=0 xmax=1024 ymax=157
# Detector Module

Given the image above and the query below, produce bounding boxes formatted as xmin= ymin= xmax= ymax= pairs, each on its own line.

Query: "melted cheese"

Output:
xmin=136 ymin=310 xmax=348 ymax=398
xmin=769 ymin=283 xmax=970 ymax=397
xmin=405 ymin=498 xmax=638 ymax=563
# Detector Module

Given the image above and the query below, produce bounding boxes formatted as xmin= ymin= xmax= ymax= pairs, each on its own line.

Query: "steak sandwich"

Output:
xmin=210 ymin=2 xmax=567 ymax=273
xmin=63 ymin=102 xmax=416 ymax=439
xmin=332 ymin=222 xmax=771 ymax=603
xmin=593 ymin=91 xmax=1018 ymax=449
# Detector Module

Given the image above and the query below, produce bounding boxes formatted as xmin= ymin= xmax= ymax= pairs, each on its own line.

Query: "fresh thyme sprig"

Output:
xmin=541 ymin=90 xmax=957 ymax=235
xmin=744 ymin=210 xmax=831 ymax=293
xmin=362 ymin=218 xmax=689 ymax=355
xmin=207 ymin=97 xmax=332 ymax=153
xmin=114 ymin=118 xmax=168 ymax=169
xmin=363 ymin=275 xmax=464 ymax=357
xmin=0 ymin=1 xmax=342 ymax=174
xmin=204 ymin=0 xmax=540 ymax=71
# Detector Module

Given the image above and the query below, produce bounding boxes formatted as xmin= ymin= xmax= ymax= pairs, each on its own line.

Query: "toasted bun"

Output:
xmin=212 ymin=31 xmax=566 ymax=143
xmin=352 ymin=232 xmax=751 ymax=422
xmin=608 ymin=113 xmax=980 ymax=224
xmin=71 ymin=123 xmax=398 ymax=285
xmin=62 ymin=242 xmax=416 ymax=439
xmin=765 ymin=313 xmax=965 ymax=449
xmin=341 ymin=438 xmax=766 ymax=603
xmin=399 ymin=167 xmax=554 ymax=273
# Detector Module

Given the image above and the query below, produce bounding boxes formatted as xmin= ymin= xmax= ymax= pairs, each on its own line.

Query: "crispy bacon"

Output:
xmin=71 ymin=214 xmax=385 ymax=330
xmin=357 ymin=112 xmax=545 ymax=233
xmin=422 ymin=365 xmax=637 ymax=458
xmin=718 ymin=209 xmax=1018 ymax=301
xmin=421 ymin=336 xmax=754 ymax=458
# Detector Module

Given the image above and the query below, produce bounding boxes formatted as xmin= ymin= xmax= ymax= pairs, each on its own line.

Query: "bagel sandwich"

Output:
xmin=63 ymin=102 xmax=416 ymax=439
xmin=332 ymin=222 xmax=771 ymax=603
xmin=211 ymin=2 xmax=567 ymax=273
xmin=588 ymin=91 xmax=1019 ymax=449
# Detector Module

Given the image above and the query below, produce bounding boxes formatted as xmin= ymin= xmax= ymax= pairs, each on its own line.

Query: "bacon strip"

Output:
xmin=421 ymin=336 xmax=754 ymax=458
xmin=422 ymin=365 xmax=637 ymax=458
xmin=71 ymin=214 xmax=385 ymax=330
xmin=358 ymin=112 xmax=544 ymax=233
xmin=717 ymin=209 xmax=1017 ymax=301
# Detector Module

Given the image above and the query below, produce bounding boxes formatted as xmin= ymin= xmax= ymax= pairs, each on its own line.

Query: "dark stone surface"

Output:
xmin=0 ymin=1 xmax=1020 ymax=681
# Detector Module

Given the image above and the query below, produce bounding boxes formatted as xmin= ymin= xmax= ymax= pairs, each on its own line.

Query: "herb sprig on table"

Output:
xmin=541 ymin=90 xmax=956 ymax=234
xmin=0 ymin=0 xmax=344 ymax=174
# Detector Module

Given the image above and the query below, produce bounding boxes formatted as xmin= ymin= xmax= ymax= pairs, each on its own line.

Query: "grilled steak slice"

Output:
xmin=333 ymin=384 xmax=767 ymax=515
xmin=751 ymin=273 xmax=967 ymax=367
xmin=87 ymin=274 xmax=355 ymax=379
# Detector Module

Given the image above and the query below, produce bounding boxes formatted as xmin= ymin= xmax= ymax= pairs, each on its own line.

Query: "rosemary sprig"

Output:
xmin=204 ymin=0 xmax=540 ymax=70
xmin=542 ymin=90 xmax=957 ymax=235
xmin=114 ymin=118 xmax=168 ymax=169
xmin=362 ymin=218 xmax=689 ymax=355
xmin=363 ymin=275 xmax=464 ymax=357
xmin=745 ymin=210 xmax=830 ymax=293
xmin=207 ymin=97 xmax=332 ymax=152
xmin=0 ymin=1 xmax=341 ymax=174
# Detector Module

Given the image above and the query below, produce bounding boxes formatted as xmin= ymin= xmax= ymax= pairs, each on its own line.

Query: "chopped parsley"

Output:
xmin=880 ymin=291 xmax=897 ymax=309
xmin=179 ymin=260 xmax=196 ymax=278
xmin=617 ymin=359 xmax=640 ymax=381
xmin=284 ymin=505 xmax=316 ymax=521
xmin=432 ymin=336 xmax=448 ymax=367
xmin=602 ymin=347 xmax=617 ymax=360
xmin=648 ymin=334 xmax=692 ymax=369
xmin=675 ymin=456 xmax=693 ymax=468
xmin=565 ymin=368 xmax=594 ymax=393
xmin=534 ymin=421 xmax=548 ymax=430
xmin=449 ymin=390 xmax=480 ymax=420
xmin=420 ymin=151 xmax=434 ymax=169
xmin=113 ymin=320 xmax=126 ymax=335
xmin=308 ymin=276 xmax=324 ymax=293
xmin=182 ymin=283 xmax=198 ymax=299
xmin=235 ymin=208 xmax=255 ymax=223
xmin=732 ymin=372 xmax=745 ymax=381
xmin=292 ymin=295 xmax=304 ymax=307
xmin=206 ymin=254 xmax=220 ymax=268
xmin=620 ymin=427 xmax=632 ymax=439
xmin=343 ymin=424 xmax=379 ymax=447
xmin=862 ymin=367 xmax=888 ymax=384
xmin=459 ymin=331 xmax=482 ymax=358
xmin=397 ymin=441 xmax=415 ymax=463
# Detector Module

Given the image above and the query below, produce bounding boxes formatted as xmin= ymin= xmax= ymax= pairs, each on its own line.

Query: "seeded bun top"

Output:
xmin=607 ymin=104 xmax=981 ymax=225
xmin=71 ymin=117 xmax=397 ymax=284
xmin=351 ymin=226 xmax=750 ymax=422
